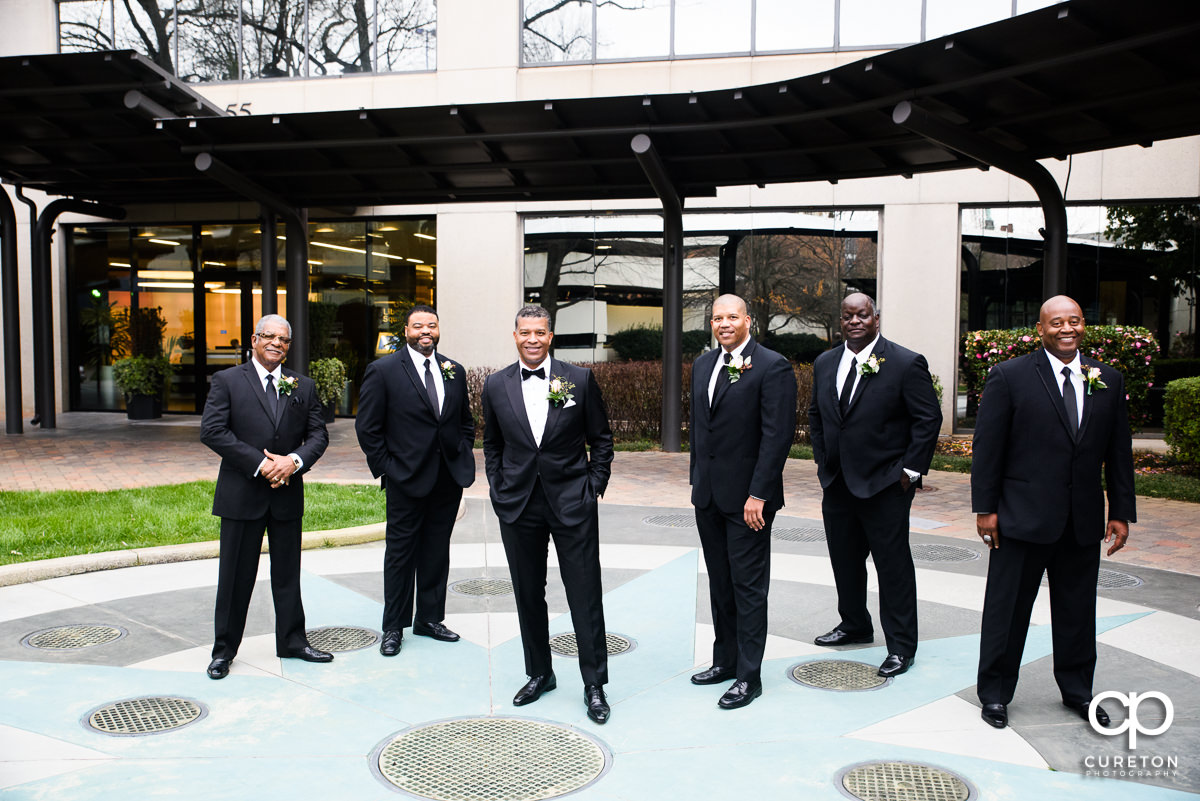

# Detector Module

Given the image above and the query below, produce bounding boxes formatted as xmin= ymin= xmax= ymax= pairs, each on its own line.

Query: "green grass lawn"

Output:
xmin=0 ymin=481 xmax=384 ymax=566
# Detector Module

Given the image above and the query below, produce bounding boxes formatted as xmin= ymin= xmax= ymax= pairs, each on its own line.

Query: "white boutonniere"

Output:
xmin=276 ymin=375 xmax=298 ymax=396
xmin=547 ymin=375 xmax=576 ymax=406
xmin=725 ymin=353 xmax=752 ymax=383
xmin=859 ymin=354 xmax=885 ymax=376
xmin=440 ymin=360 xmax=456 ymax=380
xmin=1084 ymin=366 xmax=1107 ymax=395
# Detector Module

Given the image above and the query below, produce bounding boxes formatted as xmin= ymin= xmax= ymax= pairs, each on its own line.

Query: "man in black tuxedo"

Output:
xmin=200 ymin=314 xmax=332 ymax=679
xmin=481 ymin=305 xmax=614 ymax=724
xmin=689 ymin=294 xmax=797 ymax=710
xmin=809 ymin=293 xmax=941 ymax=678
xmin=356 ymin=305 xmax=476 ymax=657
xmin=973 ymin=295 xmax=1136 ymax=730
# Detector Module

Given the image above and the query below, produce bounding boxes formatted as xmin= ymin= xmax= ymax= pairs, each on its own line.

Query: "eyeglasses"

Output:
xmin=255 ymin=333 xmax=292 ymax=345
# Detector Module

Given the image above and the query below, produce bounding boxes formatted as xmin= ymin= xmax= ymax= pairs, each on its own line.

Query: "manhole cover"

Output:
xmin=790 ymin=660 xmax=888 ymax=691
xmin=374 ymin=717 xmax=610 ymax=800
xmin=772 ymin=526 xmax=826 ymax=542
xmin=451 ymin=578 xmax=515 ymax=596
xmin=550 ymin=632 xmax=634 ymax=657
xmin=642 ymin=514 xmax=696 ymax=528
xmin=1097 ymin=568 xmax=1143 ymax=589
xmin=306 ymin=626 xmax=379 ymax=652
xmin=839 ymin=761 xmax=974 ymax=801
xmin=22 ymin=624 xmax=127 ymax=650
xmin=910 ymin=543 xmax=979 ymax=563
xmin=85 ymin=697 xmax=206 ymax=736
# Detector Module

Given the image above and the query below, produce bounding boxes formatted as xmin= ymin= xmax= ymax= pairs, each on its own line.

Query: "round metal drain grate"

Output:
xmin=549 ymin=631 xmax=634 ymax=657
xmin=374 ymin=717 xmax=610 ymax=800
xmin=451 ymin=577 xmax=515 ymax=596
xmin=22 ymin=624 xmax=127 ymax=650
xmin=85 ymin=697 xmax=206 ymax=736
xmin=306 ymin=626 xmax=379 ymax=652
xmin=1097 ymin=568 xmax=1143 ymax=589
xmin=839 ymin=761 xmax=974 ymax=801
xmin=790 ymin=660 xmax=888 ymax=691
xmin=910 ymin=543 xmax=980 ymax=563
xmin=642 ymin=513 xmax=696 ymax=528
xmin=772 ymin=526 xmax=827 ymax=543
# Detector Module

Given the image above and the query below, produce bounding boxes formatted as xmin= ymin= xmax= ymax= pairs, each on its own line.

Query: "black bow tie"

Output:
xmin=521 ymin=367 xmax=546 ymax=381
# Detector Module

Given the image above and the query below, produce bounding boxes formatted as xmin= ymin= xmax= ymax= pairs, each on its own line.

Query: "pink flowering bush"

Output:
xmin=962 ymin=325 xmax=1157 ymax=432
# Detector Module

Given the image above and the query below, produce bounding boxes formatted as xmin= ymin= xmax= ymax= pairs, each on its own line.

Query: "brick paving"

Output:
xmin=2 ymin=412 xmax=1196 ymax=577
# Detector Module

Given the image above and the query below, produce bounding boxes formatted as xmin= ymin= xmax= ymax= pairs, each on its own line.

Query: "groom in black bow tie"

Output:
xmin=481 ymin=305 xmax=615 ymax=724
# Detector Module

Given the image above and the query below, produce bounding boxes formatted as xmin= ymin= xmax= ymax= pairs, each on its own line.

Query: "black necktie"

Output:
xmin=264 ymin=373 xmax=278 ymax=419
xmin=710 ymin=352 xmax=732 ymax=410
xmin=1061 ymin=365 xmax=1078 ymax=439
xmin=522 ymin=367 xmax=545 ymax=381
xmin=839 ymin=357 xmax=857 ymax=414
xmin=424 ymin=358 xmax=440 ymax=414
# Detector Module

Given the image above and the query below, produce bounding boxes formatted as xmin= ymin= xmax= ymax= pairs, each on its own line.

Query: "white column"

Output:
xmin=878 ymin=203 xmax=960 ymax=434
xmin=436 ymin=206 xmax=523 ymax=370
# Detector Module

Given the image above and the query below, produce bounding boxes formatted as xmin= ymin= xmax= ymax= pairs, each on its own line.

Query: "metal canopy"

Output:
xmin=0 ymin=0 xmax=1198 ymax=209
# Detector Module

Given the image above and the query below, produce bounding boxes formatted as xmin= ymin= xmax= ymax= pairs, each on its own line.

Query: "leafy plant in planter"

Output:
xmin=309 ymin=357 xmax=348 ymax=421
xmin=111 ymin=306 xmax=173 ymax=419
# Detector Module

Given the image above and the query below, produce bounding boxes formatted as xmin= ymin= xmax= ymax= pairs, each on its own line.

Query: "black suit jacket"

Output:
xmin=808 ymin=337 xmax=942 ymax=498
xmin=354 ymin=350 xmax=476 ymax=495
xmin=971 ymin=350 xmax=1136 ymax=545
xmin=200 ymin=361 xmax=328 ymax=521
xmin=482 ymin=359 xmax=613 ymax=527
xmin=690 ymin=338 xmax=797 ymax=514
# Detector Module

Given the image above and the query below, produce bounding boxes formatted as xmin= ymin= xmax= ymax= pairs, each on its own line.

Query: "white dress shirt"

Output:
xmin=835 ymin=334 xmax=880 ymax=406
xmin=407 ymin=345 xmax=445 ymax=415
xmin=707 ymin=336 xmax=751 ymax=405
xmin=1045 ymin=348 xmax=1085 ymax=427
xmin=520 ymin=357 xmax=550 ymax=447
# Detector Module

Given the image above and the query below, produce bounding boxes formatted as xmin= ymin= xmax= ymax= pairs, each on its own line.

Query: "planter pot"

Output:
xmin=125 ymin=394 xmax=162 ymax=420
xmin=322 ymin=402 xmax=336 ymax=423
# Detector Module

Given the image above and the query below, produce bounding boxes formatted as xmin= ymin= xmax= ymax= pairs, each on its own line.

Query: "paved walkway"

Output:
xmin=2 ymin=413 xmax=1197 ymax=577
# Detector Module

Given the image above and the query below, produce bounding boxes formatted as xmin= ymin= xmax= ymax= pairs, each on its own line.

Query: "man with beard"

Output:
xmin=356 ymin=305 xmax=477 ymax=657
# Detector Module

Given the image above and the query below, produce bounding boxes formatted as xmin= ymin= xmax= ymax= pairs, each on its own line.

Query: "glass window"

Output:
xmin=242 ymin=0 xmax=306 ymax=78
xmin=924 ymin=0 xmax=1010 ymax=40
xmin=58 ymin=0 xmax=115 ymax=54
xmin=68 ymin=225 xmax=130 ymax=411
xmin=378 ymin=0 xmax=437 ymax=71
xmin=115 ymin=0 xmax=177 ymax=74
xmin=596 ymin=0 xmax=669 ymax=60
xmin=523 ymin=0 xmax=593 ymax=64
xmin=674 ymin=0 xmax=750 ymax=57
xmin=839 ymin=0 xmax=921 ymax=47
xmin=307 ymin=0 xmax=377 ymax=75
xmin=177 ymin=0 xmax=240 ymax=82
xmin=1016 ymin=0 xmax=1061 ymax=12
xmin=756 ymin=0 xmax=834 ymax=52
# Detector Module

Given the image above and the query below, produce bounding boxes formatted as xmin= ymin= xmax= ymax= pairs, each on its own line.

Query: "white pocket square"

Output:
xmin=564 ymin=399 xmax=577 ymax=408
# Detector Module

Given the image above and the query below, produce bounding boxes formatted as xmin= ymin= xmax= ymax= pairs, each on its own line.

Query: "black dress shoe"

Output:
xmin=513 ymin=673 xmax=556 ymax=706
xmin=877 ymin=654 xmax=913 ymax=677
xmin=981 ymin=703 xmax=1008 ymax=729
xmin=380 ymin=630 xmax=403 ymax=656
xmin=690 ymin=665 xmax=735 ymax=685
xmin=1065 ymin=699 xmax=1111 ymax=727
xmin=814 ymin=628 xmax=874 ymax=647
xmin=717 ymin=679 xmax=762 ymax=710
xmin=206 ymin=658 xmax=230 ymax=680
xmin=413 ymin=620 xmax=460 ymax=642
xmin=283 ymin=645 xmax=334 ymax=663
xmin=584 ymin=685 xmax=610 ymax=724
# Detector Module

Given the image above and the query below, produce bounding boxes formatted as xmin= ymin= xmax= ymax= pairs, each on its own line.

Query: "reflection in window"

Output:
xmin=177 ymin=0 xmax=240 ymax=82
xmin=114 ymin=0 xmax=176 ymax=73
xmin=596 ymin=0 xmax=669 ymax=60
xmin=378 ymin=0 xmax=438 ymax=72
xmin=58 ymin=0 xmax=114 ymax=54
xmin=675 ymin=0 xmax=751 ymax=57
xmin=924 ymin=0 xmax=1009 ymax=41
xmin=839 ymin=0 xmax=921 ymax=47
xmin=523 ymin=0 xmax=593 ymax=63
xmin=242 ymin=0 xmax=306 ymax=78
xmin=756 ymin=0 xmax=834 ymax=52
xmin=308 ymin=0 xmax=377 ymax=75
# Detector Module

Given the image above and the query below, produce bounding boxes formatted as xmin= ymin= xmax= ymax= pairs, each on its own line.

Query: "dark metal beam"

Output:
xmin=0 ymin=184 xmax=20 ymax=433
xmin=285 ymin=210 xmax=310 ymax=374
xmin=893 ymin=100 xmax=1067 ymax=297
xmin=632 ymin=133 xmax=683 ymax=453
xmin=260 ymin=210 xmax=278 ymax=317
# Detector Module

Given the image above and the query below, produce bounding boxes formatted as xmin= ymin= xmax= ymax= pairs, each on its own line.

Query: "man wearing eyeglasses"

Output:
xmin=200 ymin=314 xmax=331 ymax=680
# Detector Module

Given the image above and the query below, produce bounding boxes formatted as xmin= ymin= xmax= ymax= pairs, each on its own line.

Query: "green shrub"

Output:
xmin=1164 ymin=377 xmax=1200 ymax=465
xmin=762 ymin=332 xmax=829 ymax=363
xmin=112 ymin=355 xmax=173 ymax=397
xmin=608 ymin=326 xmax=711 ymax=361
xmin=963 ymin=325 xmax=1157 ymax=432
xmin=308 ymin=357 xmax=347 ymax=407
